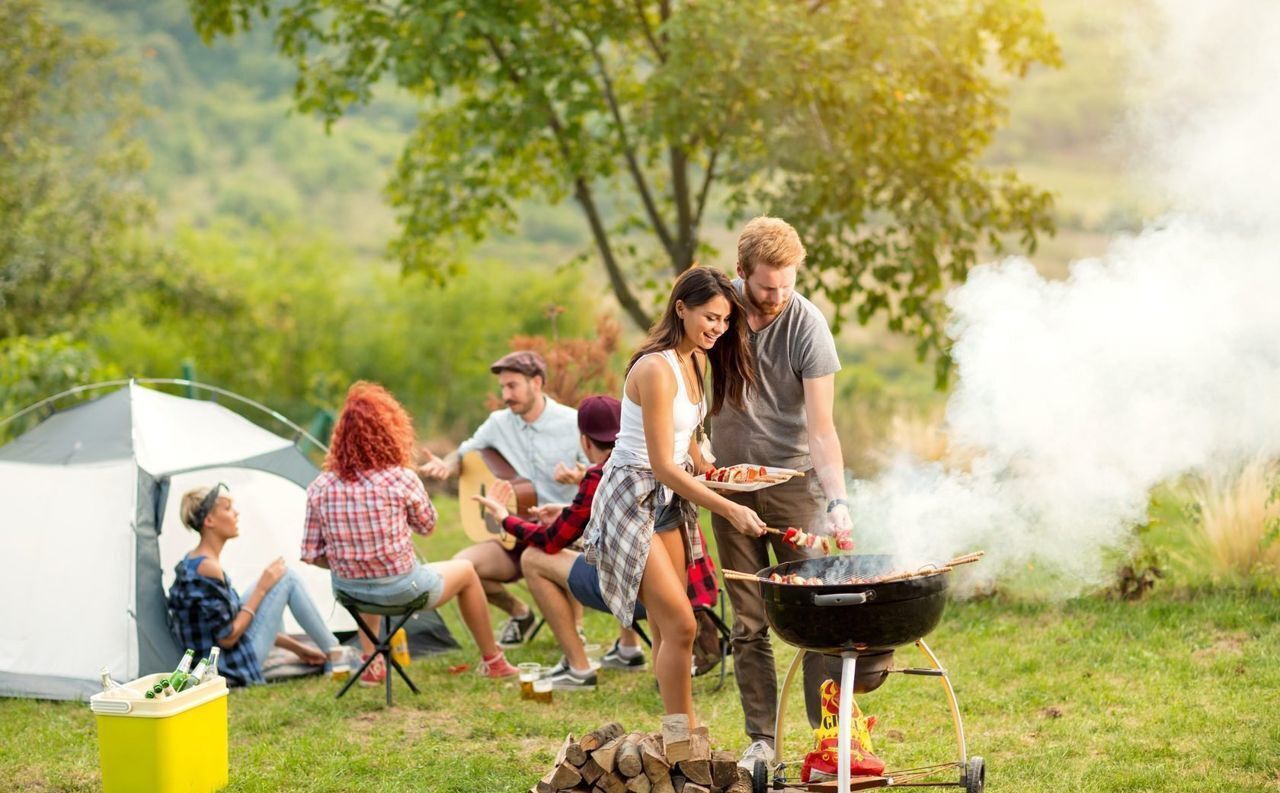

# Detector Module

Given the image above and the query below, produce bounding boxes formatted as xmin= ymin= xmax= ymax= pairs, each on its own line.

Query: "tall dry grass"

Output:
xmin=1190 ymin=459 xmax=1280 ymax=578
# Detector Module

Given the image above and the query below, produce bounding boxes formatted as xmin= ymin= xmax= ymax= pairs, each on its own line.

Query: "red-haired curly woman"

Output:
xmin=301 ymin=382 xmax=518 ymax=684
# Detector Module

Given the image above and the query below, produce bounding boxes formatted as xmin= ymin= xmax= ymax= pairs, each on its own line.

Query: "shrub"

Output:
xmin=1189 ymin=459 xmax=1280 ymax=579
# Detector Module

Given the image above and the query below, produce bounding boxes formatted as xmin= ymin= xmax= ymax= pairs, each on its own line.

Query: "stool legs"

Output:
xmin=335 ymin=605 xmax=420 ymax=705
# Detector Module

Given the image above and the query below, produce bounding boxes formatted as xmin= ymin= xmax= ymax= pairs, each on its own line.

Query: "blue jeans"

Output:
xmin=331 ymin=562 xmax=444 ymax=609
xmin=242 ymin=568 xmax=338 ymax=667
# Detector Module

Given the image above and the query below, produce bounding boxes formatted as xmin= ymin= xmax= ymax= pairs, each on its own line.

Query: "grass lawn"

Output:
xmin=2 ymin=496 xmax=1278 ymax=792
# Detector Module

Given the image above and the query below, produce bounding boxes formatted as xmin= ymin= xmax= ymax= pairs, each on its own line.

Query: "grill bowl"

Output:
xmin=758 ymin=554 xmax=950 ymax=656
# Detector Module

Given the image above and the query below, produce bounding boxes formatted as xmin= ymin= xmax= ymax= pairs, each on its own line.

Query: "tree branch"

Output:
xmin=692 ymin=148 xmax=719 ymax=231
xmin=669 ymin=145 xmax=695 ymax=273
xmin=586 ymin=38 xmax=678 ymax=261
xmin=575 ymin=177 xmax=652 ymax=329
xmin=632 ymin=0 xmax=666 ymax=62
xmin=484 ymin=32 xmax=651 ymax=328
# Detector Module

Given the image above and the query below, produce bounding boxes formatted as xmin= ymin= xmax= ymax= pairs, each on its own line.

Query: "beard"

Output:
xmin=746 ymin=284 xmax=786 ymax=316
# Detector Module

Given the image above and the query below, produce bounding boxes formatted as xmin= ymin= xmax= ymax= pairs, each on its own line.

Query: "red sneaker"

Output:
xmin=359 ymin=654 xmax=386 ymax=687
xmin=478 ymin=651 xmax=519 ymax=678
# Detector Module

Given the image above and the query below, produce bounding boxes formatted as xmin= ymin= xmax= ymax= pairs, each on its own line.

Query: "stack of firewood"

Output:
xmin=533 ymin=717 xmax=753 ymax=793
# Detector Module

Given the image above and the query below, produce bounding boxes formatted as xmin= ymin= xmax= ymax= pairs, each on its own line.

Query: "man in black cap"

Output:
xmin=473 ymin=395 xmax=647 ymax=689
xmin=420 ymin=350 xmax=586 ymax=646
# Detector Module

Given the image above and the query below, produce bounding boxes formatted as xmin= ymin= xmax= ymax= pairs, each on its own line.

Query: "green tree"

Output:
xmin=191 ymin=1 xmax=1060 ymax=377
xmin=0 ymin=0 xmax=153 ymax=338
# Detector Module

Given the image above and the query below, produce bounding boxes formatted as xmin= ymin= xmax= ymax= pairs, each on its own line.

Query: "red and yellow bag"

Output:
xmin=801 ymin=678 xmax=885 ymax=782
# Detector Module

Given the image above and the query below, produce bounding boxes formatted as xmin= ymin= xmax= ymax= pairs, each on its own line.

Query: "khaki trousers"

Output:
xmin=711 ymin=474 xmax=842 ymax=747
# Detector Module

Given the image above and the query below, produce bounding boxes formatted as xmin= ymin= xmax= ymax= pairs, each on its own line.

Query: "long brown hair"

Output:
xmin=627 ymin=266 xmax=755 ymax=414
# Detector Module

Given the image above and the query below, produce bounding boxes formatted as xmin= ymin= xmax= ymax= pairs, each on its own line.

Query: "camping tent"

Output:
xmin=0 ymin=381 xmax=455 ymax=700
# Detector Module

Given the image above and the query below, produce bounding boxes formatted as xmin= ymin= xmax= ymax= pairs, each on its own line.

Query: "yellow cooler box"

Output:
xmin=89 ymin=672 xmax=229 ymax=793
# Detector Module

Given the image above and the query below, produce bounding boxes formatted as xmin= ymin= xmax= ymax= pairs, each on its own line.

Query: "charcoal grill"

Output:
xmin=751 ymin=554 xmax=984 ymax=793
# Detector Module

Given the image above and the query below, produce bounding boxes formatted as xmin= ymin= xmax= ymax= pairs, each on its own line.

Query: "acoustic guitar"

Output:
xmin=457 ymin=448 xmax=538 ymax=550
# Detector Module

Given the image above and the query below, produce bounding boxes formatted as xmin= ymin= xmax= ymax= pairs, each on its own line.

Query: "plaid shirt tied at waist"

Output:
xmin=583 ymin=460 xmax=702 ymax=627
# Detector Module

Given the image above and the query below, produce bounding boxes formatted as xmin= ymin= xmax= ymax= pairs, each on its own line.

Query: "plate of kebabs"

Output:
xmin=701 ymin=464 xmax=803 ymax=492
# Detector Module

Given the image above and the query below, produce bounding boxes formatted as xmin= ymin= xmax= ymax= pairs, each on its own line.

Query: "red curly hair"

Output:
xmin=325 ymin=382 xmax=415 ymax=481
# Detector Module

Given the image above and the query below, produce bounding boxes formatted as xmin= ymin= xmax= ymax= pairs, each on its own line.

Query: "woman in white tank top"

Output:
xmin=584 ymin=266 xmax=767 ymax=729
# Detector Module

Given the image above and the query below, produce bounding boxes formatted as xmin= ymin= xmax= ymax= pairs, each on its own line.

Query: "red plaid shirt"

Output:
xmin=501 ymin=462 xmax=719 ymax=606
xmin=302 ymin=467 xmax=437 ymax=579
xmin=501 ymin=465 xmax=602 ymax=554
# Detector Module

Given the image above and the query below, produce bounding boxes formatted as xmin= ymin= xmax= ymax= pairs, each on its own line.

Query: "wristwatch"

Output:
xmin=826 ymin=498 xmax=849 ymax=513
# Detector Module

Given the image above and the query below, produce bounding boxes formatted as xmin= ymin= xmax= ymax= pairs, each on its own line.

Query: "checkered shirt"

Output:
xmin=583 ymin=460 xmax=702 ymax=627
xmin=501 ymin=464 xmax=602 ymax=554
xmin=686 ymin=530 xmax=719 ymax=608
xmin=301 ymin=467 xmax=438 ymax=579
xmin=167 ymin=556 xmax=263 ymax=687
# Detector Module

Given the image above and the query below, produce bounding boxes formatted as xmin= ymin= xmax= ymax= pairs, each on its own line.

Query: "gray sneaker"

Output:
xmin=497 ymin=611 xmax=537 ymax=647
xmin=737 ymin=739 xmax=775 ymax=772
xmin=546 ymin=666 xmax=597 ymax=691
xmin=600 ymin=640 xmax=646 ymax=671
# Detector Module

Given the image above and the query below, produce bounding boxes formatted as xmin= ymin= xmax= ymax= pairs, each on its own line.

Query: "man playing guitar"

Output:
xmin=419 ymin=350 xmax=586 ymax=646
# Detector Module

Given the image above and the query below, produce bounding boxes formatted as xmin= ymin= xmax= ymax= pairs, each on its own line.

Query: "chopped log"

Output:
xmin=683 ymin=784 xmax=711 ymax=793
xmin=596 ymin=772 xmax=627 ymax=793
xmin=677 ymin=733 xmax=712 ymax=787
xmin=594 ymin=735 xmax=626 ymax=774
xmin=650 ymin=774 xmax=675 ymax=793
xmin=566 ymin=744 xmax=589 ymax=767
xmin=676 ymin=759 xmax=711 ymax=788
xmin=711 ymin=750 xmax=737 ymax=789
xmin=670 ymin=774 xmax=686 ymax=793
xmin=581 ymin=757 xmax=606 ymax=785
xmin=661 ymin=714 xmax=691 ymax=764
xmin=624 ymin=773 xmax=652 ymax=793
xmin=692 ymin=725 xmax=710 ymax=741
xmin=549 ymin=762 xmax=584 ymax=791
xmin=536 ymin=768 xmax=558 ymax=793
xmin=616 ymin=734 xmax=646 ymax=778
xmin=640 ymin=736 xmax=671 ymax=783
xmin=581 ymin=722 xmax=626 ymax=753
xmin=724 ymin=767 xmax=752 ymax=793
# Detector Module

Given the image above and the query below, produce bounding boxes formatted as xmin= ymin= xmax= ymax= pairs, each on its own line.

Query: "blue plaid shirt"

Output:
xmin=167 ymin=555 xmax=263 ymax=687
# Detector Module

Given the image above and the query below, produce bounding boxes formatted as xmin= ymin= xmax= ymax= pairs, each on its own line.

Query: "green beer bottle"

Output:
xmin=152 ymin=683 xmax=165 ymax=697
xmin=145 ymin=690 xmax=156 ymax=699
xmin=168 ymin=649 xmax=195 ymax=692
xmin=159 ymin=679 xmax=175 ymax=698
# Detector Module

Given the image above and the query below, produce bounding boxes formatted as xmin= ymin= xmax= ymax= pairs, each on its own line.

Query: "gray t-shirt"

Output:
xmin=710 ymin=282 xmax=841 ymax=470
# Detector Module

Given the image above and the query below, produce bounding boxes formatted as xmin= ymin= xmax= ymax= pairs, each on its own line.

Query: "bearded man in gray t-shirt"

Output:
xmin=709 ymin=216 xmax=854 ymax=771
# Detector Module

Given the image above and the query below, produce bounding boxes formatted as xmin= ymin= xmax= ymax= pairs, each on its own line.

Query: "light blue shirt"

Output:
xmin=457 ymin=396 xmax=585 ymax=503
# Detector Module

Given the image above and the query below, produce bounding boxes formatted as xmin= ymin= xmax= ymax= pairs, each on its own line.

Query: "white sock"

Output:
xmin=570 ymin=665 xmax=593 ymax=677
xmin=617 ymin=643 xmax=642 ymax=659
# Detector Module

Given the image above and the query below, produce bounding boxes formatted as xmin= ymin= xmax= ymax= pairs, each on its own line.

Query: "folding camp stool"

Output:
xmin=334 ymin=589 xmax=431 ymax=706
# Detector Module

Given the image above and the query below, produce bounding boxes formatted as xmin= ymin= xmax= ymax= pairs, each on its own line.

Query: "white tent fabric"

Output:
xmin=0 ymin=382 xmax=345 ymax=699
xmin=0 ymin=460 xmax=137 ymax=685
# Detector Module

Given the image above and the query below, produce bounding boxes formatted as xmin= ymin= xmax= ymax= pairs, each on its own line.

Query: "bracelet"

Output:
xmin=240 ymin=606 xmax=256 ymax=619
xmin=826 ymin=498 xmax=849 ymax=513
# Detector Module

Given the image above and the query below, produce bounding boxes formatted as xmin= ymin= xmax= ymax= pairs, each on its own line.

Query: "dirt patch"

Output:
xmin=1040 ymin=705 xmax=1064 ymax=719
xmin=1191 ymin=631 xmax=1247 ymax=662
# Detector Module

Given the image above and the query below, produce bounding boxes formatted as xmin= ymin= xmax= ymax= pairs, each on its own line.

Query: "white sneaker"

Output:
xmin=737 ymin=739 xmax=775 ymax=773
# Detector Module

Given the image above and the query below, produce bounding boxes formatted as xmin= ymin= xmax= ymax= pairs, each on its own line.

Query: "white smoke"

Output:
xmin=847 ymin=0 xmax=1280 ymax=592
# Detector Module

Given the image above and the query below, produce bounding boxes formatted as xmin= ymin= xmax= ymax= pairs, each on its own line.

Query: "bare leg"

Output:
xmin=453 ymin=542 xmax=527 ymax=616
xmin=431 ymin=559 xmax=501 ymax=657
xmin=522 ymin=547 xmax=589 ymax=670
xmin=638 ymin=530 xmax=696 ymax=725
xmin=356 ymin=613 xmax=380 ymax=656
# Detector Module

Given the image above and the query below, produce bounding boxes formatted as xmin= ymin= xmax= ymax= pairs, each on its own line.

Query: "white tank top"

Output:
xmin=613 ymin=350 xmax=704 ymax=469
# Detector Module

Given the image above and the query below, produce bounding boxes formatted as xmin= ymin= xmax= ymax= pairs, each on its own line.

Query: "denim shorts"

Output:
xmin=332 ymin=563 xmax=444 ymax=609
xmin=568 ymin=556 xmax=647 ymax=621
xmin=653 ymin=498 xmax=684 ymax=534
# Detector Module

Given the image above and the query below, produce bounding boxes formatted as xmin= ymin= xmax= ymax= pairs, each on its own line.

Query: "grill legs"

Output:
xmin=915 ymin=638 xmax=968 ymax=768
